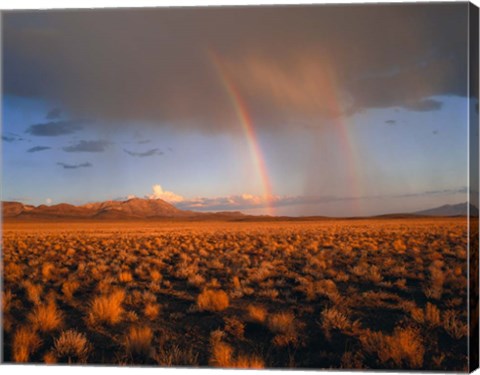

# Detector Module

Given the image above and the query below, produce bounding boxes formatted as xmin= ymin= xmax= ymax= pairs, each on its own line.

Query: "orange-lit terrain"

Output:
xmin=2 ymin=218 xmax=468 ymax=370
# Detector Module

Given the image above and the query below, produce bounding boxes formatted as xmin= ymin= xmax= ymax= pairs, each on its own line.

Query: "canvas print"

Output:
xmin=1 ymin=1 xmax=479 ymax=371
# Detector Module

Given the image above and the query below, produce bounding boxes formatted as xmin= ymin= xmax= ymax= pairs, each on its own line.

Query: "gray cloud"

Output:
xmin=63 ymin=140 xmax=109 ymax=152
xmin=385 ymin=119 xmax=396 ymax=125
xmin=25 ymin=120 xmax=85 ymax=136
xmin=4 ymin=4 xmax=468 ymax=133
xmin=2 ymin=135 xmax=17 ymax=142
xmin=123 ymin=148 xmax=163 ymax=157
xmin=57 ymin=161 xmax=92 ymax=169
xmin=46 ymin=107 xmax=62 ymax=119
xmin=2 ymin=132 xmax=24 ymax=142
xmin=27 ymin=146 xmax=51 ymax=153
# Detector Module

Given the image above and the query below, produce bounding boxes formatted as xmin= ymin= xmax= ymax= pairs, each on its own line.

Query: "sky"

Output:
xmin=1 ymin=2 xmax=477 ymax=216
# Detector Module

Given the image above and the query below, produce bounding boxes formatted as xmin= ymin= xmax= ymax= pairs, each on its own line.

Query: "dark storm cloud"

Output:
xmin=123 ymin=148 xmax=163 ymax=157
xmin=404 ymin=99 xmax=443 ymax=112
xmin=4 ymin=4 xmax=469 ymax=132
xmin=57 ymin=162 xmax=92 ymax=169
xmin=25 ymin=119 xmax=85 ymax=136
xmin=63 ymin=140 xmax=109 ymax=152
xmin=46 ymin=107 xmax=62 ymax=119
xmin=27 ymin=146 xmax=51 ymax=153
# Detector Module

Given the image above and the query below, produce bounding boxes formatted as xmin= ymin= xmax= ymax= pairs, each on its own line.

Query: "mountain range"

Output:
xmin=413 ymin=202 xmax=478 ymax=217
xmin=2 ymin=199 xmax=477 ymax=221
xmin=2 ymin=198 xmax=200 ymax=220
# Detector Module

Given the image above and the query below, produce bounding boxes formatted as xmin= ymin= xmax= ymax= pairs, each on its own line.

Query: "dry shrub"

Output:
xmin=4 ymin=263 xmax=23 ymax=283
xmin=150 ymin=270 xmax=162 ymax=282
xmin=42 ymin=262 xmax=55 ymax=281
xmin=2 ymin=290 xmax=14 ymax=313
xmin=209 ymin=340 xmax=234 ymax=367
xmin=247 ymin=305 xmax=267 ymax=323
xmin=234 ymin=354 xmax=265 ymax=369
xmin=410 ymin=307 xmax=424 ymax=324
xmin=224 ymin=316 xmax=245 ymax=339
xmin=23 ymin=281 xmax=43 ymax=305
xmin=88 ymin=289 xmax=125 ymax=326
xmin=424 ymin=303 xmax=441 ymax=327
xmin=232 ymin=276 xmax=241 ymax=290
xmin=144 ymin=303 xmax=160 ymax=320
xmin=124 ymin=326 xmax=153 ymax=360
xmin=209 ymin=331 xmax=264 ymax=368
xmin=62 ymin=280 xmax=80 ymax=300
xmin=267 ymin=311 xmax=295 ymax=334
xmin=28 ymin=299 xmax=63 ymax=332
xmin=154 ymin=344 xmax=199 ymax=366
xmin=393 ymin=239 xmax=407 ymax=252
xmin=12 ymin=326 xmax=42 ymax=362
xmin=43 ymin=351 xmax=57 ymax=364
xmin=267 ymin=311 xmax=298 ymax=346
xmin=443 ymin=310 xmax=468 ymax=339
xmin=361 ymin=326 xmax=424 ymax=368
xmin=425 ymin=260 xmax=445 ymax=299
xmin=340 ymin=351 xmax=364 ymax=369
xmin=197 ymin=289 xmax=229 ymax=312
xmin=321 ymin=307 xmax=354 ymax=338
xmin=119 ymin=271 xmax=133 ymax=283
xmin=53 ymin=329 xmax=91 ymax=363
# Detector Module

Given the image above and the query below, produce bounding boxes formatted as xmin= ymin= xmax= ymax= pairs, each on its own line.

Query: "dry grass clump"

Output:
xmin=209 ymin=330 xmax=264 ymax=368
xmin=321 ymin=307 xmax=359 ymax=338
xmin=62 ymin=280 xmax=80 ymax=301
xmin=224 ymin=316 xmax=245 ymax=340
xmin=197 ymin=289 xmax=229 ymax=312
xmin=53 ymin=329 xmax=91 ymax=363
xmin=247 ymin=304 xmax=267 ymax=323
xmin=442 ymin=310 xmax=468 ymax=339
xmin=424 ymin=260 xmax=445 ymax=299
xmin=144 ymin=302 xmax=161 ymax=320
xmin=124 ymin=326 xmax=154 ymax=360
xmin=361 ymin=326 xmax=424 ymax=368
xmin=12 ymin=326 xmax=42 ymax=362
xmin=2 ymin=290 xmax=14 ymax=313
xmin=119 ymin=271 xmax=133 ymax=283
xmin=23 ymin=280 xmax=43 ymax=305
xmin=4 ymin=262 xmax=24 ymax=283
xmin=42 ymin=262 xmax=55 ymax=281
xmin=28 ymin=299 xmax=63 ymax=332
xmin=424 ymin=302 xmax=441 ymax=327
xmin=87 ymin=289 xmax=125 ymax=326
xmin=154 ymin=344 xmax=199 ymax=366
xmin=267 ymin=311 xmax=295 ymax=334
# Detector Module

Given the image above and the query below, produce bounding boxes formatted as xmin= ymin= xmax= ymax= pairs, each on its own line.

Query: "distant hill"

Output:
xmin=414 ymin=202 xmax=479 ymax=217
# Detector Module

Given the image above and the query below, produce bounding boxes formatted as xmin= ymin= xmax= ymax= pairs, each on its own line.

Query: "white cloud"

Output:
xmin=147 ymin=184 xmax=184 ymax=203
xmin=176 ymin=193 xmax=279 ymax=211
xmin=45 ymin=198 xmax=52 ymax=205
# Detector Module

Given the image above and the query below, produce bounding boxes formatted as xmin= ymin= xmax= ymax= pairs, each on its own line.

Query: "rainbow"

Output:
xmin=321 ymin=60 xmax=363 ymax=214
xmin=208 ymin=50 xmax=363 ymax=216
xmin=208 ymin=49 xmax=275 ymax=216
